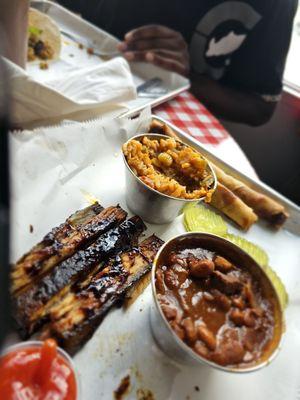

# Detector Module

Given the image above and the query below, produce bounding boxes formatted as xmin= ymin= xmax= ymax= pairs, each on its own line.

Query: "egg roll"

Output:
xmin=210 ymin=183 xmax=258 ymax=230
xmin=212 ymin=164 xmax=289 ymax=228
xmin=150 ymin=119 xmax=179 ymax=139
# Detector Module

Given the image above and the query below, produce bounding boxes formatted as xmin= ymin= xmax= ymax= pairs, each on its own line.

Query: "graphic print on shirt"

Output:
xmin=190 ymin=1 xmax=261 ymax=79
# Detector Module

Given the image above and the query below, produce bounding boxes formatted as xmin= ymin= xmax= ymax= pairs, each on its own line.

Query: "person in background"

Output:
xmin=58 ymin=0 xmax=298 ymax=126
xmin=1 ymin=1 xmax=297 ymax=126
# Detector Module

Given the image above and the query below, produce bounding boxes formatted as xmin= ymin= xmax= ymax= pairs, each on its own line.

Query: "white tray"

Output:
xmin=28 ymin=0 xmax=190 ymax=117
xmin=10 ymin=112 xmax=300 ymax=400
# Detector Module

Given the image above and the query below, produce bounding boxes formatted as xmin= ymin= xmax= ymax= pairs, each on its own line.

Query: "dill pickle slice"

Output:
xmin=183 ymin=203 xmax=228 ymax=236
xmin=225 ymin=233 xmax=269 ymax=267
xmin=263 ymin=265 xmax=289 ymax=309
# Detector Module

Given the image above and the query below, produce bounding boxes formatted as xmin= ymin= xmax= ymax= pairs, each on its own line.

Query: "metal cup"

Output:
xmin=150 ymin=232 xmax=284 ymax=373
xmin=122 ymin=134 xmax=217 ymax=224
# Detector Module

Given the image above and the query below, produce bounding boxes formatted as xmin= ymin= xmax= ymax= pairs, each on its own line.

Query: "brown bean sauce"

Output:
xmin=155 ymin=246 xmax=277 ymax=368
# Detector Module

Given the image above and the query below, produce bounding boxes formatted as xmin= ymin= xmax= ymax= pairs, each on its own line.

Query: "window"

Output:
xmin=284 ymin=4 xmax=300 ymax=94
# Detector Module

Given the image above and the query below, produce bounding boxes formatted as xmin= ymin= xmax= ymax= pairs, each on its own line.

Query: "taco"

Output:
xmin=27 ymin=8 xmax=61 ymax=62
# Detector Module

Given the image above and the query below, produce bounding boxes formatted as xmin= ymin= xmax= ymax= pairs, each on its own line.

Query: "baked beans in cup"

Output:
xmin=150 ymin=233 xmax=284 ymax=372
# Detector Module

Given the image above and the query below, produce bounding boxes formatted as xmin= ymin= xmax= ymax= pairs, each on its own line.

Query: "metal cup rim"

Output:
xmin=122 ymin=133 xmax=217 ymax=203
xmin=151 ymin=232 xmax=285 ymax=373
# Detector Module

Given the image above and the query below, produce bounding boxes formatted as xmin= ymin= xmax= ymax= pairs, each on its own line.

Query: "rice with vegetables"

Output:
xmin=123 ymin=136 xmax=214 ymax=200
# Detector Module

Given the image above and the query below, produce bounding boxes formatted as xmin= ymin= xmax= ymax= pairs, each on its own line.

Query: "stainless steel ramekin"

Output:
xmin=150 ymin=232 xmax=284 ymax=373
xmin=122 ymin=134 xmax=217 ymax=224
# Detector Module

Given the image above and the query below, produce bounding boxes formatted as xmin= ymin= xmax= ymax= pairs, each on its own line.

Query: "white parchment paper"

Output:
xmin=10 ymin=111 xmax=300 ymax=400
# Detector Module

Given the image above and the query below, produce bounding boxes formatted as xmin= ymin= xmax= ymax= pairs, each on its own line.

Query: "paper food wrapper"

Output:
xmin=4 ymin=57 xmax=136 ymax=128
xmin=10 ymin=110 xmax=300 ymax=400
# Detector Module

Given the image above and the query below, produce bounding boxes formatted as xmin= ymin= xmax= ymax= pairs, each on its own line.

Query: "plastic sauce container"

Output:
xmin=0 ymin=339 xmax=80 ymax=399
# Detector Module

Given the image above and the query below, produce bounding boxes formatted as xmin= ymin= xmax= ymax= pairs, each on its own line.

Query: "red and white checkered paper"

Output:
xmin=154 ymin=91 xmax=229 ymax=146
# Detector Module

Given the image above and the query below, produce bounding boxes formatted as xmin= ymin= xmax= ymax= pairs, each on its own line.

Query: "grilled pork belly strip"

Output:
xmin=11 ymin=203 xmax=128 ymax=294
xmin=124 ymin=272 xmax=151 ymax=308
xmin=41 ymin=235 xmax=164 ymax=354
xmin=14 ymin=216 xmax=146 ymax=338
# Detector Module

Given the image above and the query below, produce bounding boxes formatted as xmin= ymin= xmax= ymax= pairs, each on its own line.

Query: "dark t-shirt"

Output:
xmin=59 ymin=0 xmax=298 ymax=100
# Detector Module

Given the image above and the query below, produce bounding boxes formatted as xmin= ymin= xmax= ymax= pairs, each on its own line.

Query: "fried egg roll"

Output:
xmin=210 ymin=183 xmax=258 ymax=230
xmin=212 ymin=164 xmax=288 ymax=228
xmin=150 ymin=119 xmax=179 ymax=139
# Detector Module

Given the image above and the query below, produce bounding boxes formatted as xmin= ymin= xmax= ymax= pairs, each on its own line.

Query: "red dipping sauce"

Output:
xmin=0 ymin=339 xmax=78 ymax=400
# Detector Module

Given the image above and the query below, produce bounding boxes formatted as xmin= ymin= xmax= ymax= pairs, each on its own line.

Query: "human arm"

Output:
xmin=118 ymin=24 xmax=276 ymax=125
xmin=0 ymin=0 xmax=30 ymax=68
xmin=207 ymin=0 xmax=298 ymax=126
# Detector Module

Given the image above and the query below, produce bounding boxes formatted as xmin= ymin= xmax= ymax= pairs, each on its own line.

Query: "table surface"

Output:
xmin=153 ymin=91 xmax=257 ymax=179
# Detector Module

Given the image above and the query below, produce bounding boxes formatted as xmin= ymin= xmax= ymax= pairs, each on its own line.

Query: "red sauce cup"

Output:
xmin=150 ymin=232 xmax=284 ymax=373
xmin=0 ymin=340 xmax=81 ymax=399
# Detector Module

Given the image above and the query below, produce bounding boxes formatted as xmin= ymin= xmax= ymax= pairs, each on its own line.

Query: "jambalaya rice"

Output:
xmin=123 ymin=136 xmax=214 ymax=200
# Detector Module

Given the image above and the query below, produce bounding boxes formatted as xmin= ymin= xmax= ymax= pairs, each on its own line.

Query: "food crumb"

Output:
xmin=78 ymin=43 xmax=84 ymax=49
xmin=194 ymin=386 xmax=200 ymax=392
xmin=139 ymin=308 xmax=143 ymax=312
xmin=136 ymin=388 xmax=155 ymax=400
xmin=29 ymin=224 xmax=34 ymax=233
xmin=39 ymin=61 xmax=49 ymax=70
xmin=69 ymin=54 xmax=74 ymax=57
xmin=114 ymin=375 xmax=130 ymax=400
xmin=87 ymin=47 xmax=94 ymax=55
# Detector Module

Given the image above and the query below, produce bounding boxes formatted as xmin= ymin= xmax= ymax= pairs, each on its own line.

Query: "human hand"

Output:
xmin=118 ymin=25 xmax=190 ymax=76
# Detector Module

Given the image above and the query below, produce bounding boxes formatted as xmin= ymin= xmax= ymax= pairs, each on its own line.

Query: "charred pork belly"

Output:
xmin=11 ymin=203 xmax=128 ymax=294
xmin=41 ymin=235 xmax=163 ymax=354
xmin=13 ymin=216 xmax=146 ymax=338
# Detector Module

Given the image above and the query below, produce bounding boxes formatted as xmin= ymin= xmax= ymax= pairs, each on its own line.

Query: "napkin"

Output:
xmin=4 ymin=57 xmax=137 ymax=128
